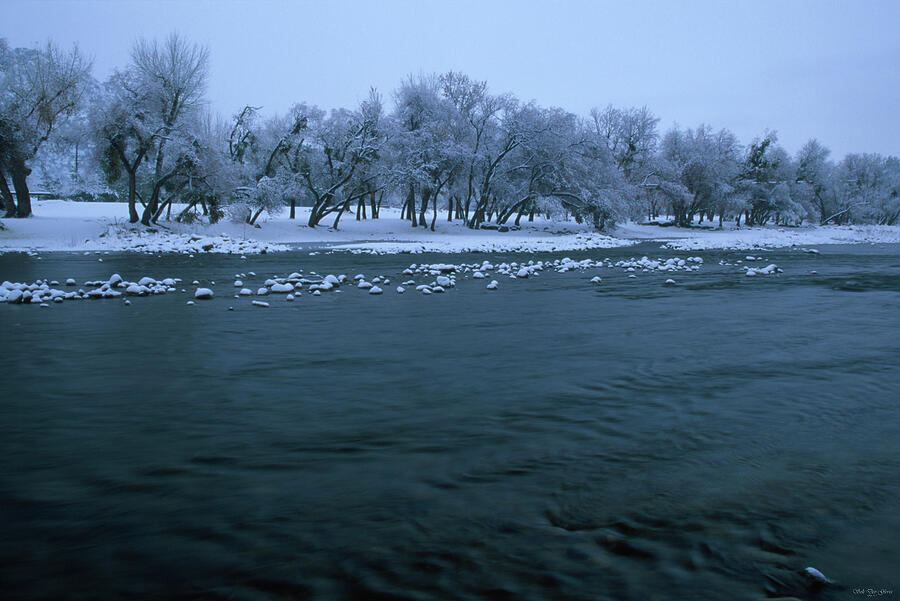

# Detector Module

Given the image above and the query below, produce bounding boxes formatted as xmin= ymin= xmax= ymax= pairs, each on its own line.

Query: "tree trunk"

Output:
xmin=153 ymin=198 xmax=172 ymax=222
xmin=0 ymin=173 xmax=17 ymax=217
xmin=419 ymin=188 xmax=430 ymax=227
xmin=431 ymin=191 xmax=438 ymax=231
xmin=126 ymin=171 xmax=139 ymax=223
xmin=333 ymin=200 xmax=351 ymax=229
xmin=141 ymin=187 xmax=159 ymax=225
xmin=290 ymin=197 xmax=296 ymax=219
xmin=177 ymin=200 xmax=199 ymax=222
xmin=141 ymin=198 xmax=156 ymax=225
xmin=11 ymin=159 xmax=32 ymax=218
xmin=407 ymin=186 xmax=417 ymax=227
xmin=153 ymin=181 xmax=188 ymax=223
xmin=369 ymin=191 xmax=378 ymax=219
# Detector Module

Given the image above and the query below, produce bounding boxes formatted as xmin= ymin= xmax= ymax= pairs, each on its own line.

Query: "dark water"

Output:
xmin=1 ymin=244 xmax=899 ymax=601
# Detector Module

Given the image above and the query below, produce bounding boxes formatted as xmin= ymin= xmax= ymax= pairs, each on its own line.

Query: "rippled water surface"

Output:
xmin=2 ymin=243 xmax=899 ymax=600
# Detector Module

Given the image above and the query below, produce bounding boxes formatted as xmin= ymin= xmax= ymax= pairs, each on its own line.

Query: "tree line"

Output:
xmin=2 ymin=34 xmax=898 ymax=229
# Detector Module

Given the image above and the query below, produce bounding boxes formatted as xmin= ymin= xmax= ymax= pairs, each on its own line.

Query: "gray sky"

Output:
xmin=5 ymin=0 xmax=899 ymax=158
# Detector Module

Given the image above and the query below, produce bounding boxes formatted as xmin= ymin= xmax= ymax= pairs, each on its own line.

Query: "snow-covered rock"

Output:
xmin=252 ymin=300 xmax=269 ymax=307
xmin=194 ymin=288 xmax=214 ymax=300
xmin=309 ymin=280 xmax=332 ymax=291
xmin=270 ymin=282 xmax=294 ymax=293
xmin=368 ymin=286 xmax=383 ymax=295
xmin=803 ymin=567 xmax=830 ymax=584
xmin=396 ymin=286 xmax=405 ymax=294
xmin=745 ymin=264 xmax=781 ymax=276
xmin=239 ymin=288 xmax=253 ymax=296
xmin=234 ymin=280 xmax=243 ymax=287
xmin=486 ymin=280 xmax=498 ymax=290
xmin=664 ymin=279 xmax=676 ymax=286
xmin=358 ymin=280 xmax=373 ymax=289
xmin=257 ymin=287 xmax=269 ymax=296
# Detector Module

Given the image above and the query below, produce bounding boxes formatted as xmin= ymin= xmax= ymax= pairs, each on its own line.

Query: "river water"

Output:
xmin=1 ymin=243 xmax=899 ymax=601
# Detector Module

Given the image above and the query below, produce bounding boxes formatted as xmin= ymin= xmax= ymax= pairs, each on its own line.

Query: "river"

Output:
xmin=1 ymin=243 xmax=898 ymax=600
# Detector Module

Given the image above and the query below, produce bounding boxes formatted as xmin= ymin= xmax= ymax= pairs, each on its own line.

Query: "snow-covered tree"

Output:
xmin=658 ymin=124 xmax=741 ymax=227
xmin=835 ymin=154 xmax=900 ymax=225
xmin=232 ymin=104 xmax=310 ymax=223
xmin=294 ymin=95 xmax=384 ymax=228
xmin=589 ymin=105 xmax=661 ymax=221
xmin=739 ymin=132 xmax=800 ymax=225
xmin=0 ymin=38 xmax=91 ymax=217
xmin=391 ymin=75 xmax=462 ymax=229
xmin=91 ymin=34 xmax=209 ymax=225
xmin=31 ymin=108 xmax=113 ymax=201
xmin=794 ymin=139 xmax=834 ymax=224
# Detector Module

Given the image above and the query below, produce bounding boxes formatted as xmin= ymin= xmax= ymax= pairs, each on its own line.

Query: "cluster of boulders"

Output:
xmin=1 ymin=273 xmax=182 ymax=306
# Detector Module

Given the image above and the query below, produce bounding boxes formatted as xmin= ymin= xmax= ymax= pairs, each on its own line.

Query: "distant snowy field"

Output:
xmin=1 ymin=200 xmax=899 ymax=255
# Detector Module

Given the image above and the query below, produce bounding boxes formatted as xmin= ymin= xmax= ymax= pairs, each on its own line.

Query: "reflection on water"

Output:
xmin=1 ymin=244 xmax=899 ymax=600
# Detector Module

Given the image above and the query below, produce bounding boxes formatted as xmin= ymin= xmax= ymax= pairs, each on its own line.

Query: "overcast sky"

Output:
xmin=5 ymin=0 xmax=899 ymax=158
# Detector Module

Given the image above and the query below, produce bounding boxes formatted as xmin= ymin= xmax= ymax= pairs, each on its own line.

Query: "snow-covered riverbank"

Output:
xmin=615 ymin=222 xmax=900 ymax=250
xmin=2 ymin=199 xmax=900 ymax=255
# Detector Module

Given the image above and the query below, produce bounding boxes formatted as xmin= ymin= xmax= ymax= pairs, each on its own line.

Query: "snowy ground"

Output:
xmin=1 ymin=200 xmax=899 ymax=255
xmin=615 ymin=221 xmax=900 ymax=250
